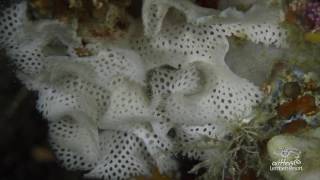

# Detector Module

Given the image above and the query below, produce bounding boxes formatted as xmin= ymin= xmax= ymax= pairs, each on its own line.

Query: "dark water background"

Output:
xmin=0 ymin=50 xmax=101 ymax=180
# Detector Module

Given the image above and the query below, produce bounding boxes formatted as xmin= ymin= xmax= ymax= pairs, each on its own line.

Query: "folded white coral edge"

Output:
xmin=142 ymin=0 xmax=283 ymax=37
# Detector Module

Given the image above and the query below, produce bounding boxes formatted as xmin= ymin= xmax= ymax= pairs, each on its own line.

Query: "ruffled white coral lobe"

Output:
xmin=85 ymin=130 xmax=153 ymax=179
xmin=142 ymin=0 xmax=218 ymax=36
xmin=0 ymin=0 xmax=289 ymax=179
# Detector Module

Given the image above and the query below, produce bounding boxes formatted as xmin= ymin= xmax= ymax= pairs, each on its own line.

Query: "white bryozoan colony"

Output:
xmin=0 ymin=0 xmax=288 ymax=179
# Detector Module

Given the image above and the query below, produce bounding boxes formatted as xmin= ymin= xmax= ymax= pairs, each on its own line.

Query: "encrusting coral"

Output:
xmin=2 ymin=0 xmax=319 ymax=180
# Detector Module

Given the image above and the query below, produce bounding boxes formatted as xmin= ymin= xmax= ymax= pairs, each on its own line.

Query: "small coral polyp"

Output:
xmin=0 ymin=0 xmax=289 ymax=179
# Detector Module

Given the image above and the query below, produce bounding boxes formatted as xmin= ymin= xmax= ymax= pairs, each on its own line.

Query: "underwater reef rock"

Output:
xmin=29 ymin=0 xmax=133 ymax=41
xmin=277 ymin=95 xmax=318 ymax=118
xmin=286 ymin=0 xmax=320 ymax=31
